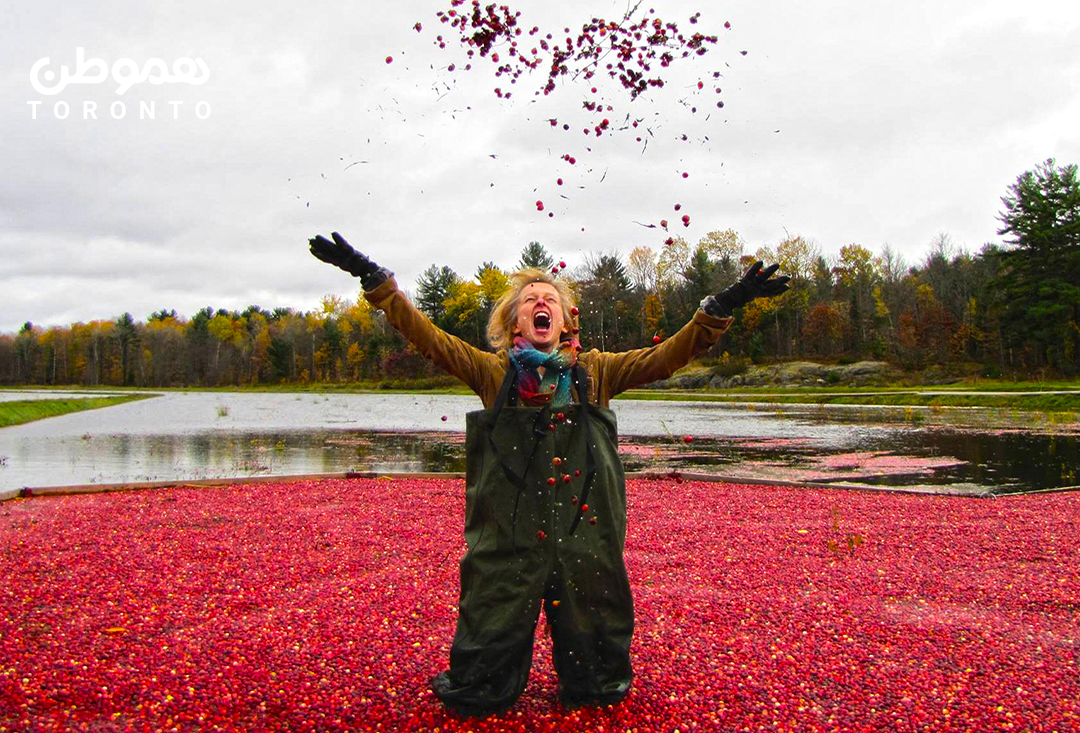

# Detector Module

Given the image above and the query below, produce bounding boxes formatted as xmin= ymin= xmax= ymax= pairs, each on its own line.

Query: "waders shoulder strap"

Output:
xmin=487 ymin=367 xmax=549 ymax=550
xmin=568 ymin=365 xmax=597 ymax=536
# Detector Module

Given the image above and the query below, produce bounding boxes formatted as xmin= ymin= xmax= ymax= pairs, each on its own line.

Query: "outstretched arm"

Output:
xmin=308 ymin=232 xmax=498 ymax=396
xmin=598 ymin=261 xmax=789 ymax=401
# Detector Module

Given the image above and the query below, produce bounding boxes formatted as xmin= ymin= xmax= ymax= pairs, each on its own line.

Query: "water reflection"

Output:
xmin=0 ymin=391 xmax=1076 ymax=495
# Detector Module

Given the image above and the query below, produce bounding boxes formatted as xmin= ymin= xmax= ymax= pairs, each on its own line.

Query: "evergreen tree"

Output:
xmin=993 ymin=159 xmax=1080 ymax=373
xmin=516 ymin=241 xmax=555 ymax=271
xmin=415 ymin=265 xmax=461 ymax=326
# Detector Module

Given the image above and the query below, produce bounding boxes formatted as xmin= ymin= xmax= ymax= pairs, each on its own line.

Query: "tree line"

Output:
xmin=2 ymin=159 xmax=1077 ymax=387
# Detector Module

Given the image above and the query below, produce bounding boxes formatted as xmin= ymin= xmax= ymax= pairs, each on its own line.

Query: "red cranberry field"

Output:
xmin=2 ymin=478 xmax=1078 ymax=732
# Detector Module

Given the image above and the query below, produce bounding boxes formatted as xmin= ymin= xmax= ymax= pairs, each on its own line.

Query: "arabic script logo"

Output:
xmin=30 ymin=47 xmax=210 ymax=96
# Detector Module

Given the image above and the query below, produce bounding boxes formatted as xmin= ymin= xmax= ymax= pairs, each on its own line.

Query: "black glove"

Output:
xmin=702 ymin=261 xmax=791 ymax=317
xmin=308 ymin=232 xmax=391 ymax=291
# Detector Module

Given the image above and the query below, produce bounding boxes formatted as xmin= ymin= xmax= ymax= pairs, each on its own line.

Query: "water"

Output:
xmin=0 ymin=390 xmax=1076 ymax=495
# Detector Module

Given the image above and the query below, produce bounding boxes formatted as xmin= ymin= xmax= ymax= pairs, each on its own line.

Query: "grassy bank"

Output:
xmin=0 ymin=395 xmax=153 ymax=427
xmin=619 ymin=389 xmax=1080 ymax=411
xmin=0 ymin=375 xmax=472 ymax=395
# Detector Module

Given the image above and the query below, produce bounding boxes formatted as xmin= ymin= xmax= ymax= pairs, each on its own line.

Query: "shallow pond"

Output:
xmin=0 ymin=390 xmax=1076 ymax=495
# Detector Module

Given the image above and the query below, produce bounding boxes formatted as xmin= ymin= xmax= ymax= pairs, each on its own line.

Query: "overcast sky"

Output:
xmin=3 ymin=0 xmax=1079 ymax=334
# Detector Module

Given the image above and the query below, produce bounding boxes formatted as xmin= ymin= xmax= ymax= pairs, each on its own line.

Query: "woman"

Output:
xmin=308 ymin=232 xmax=789 ymax=717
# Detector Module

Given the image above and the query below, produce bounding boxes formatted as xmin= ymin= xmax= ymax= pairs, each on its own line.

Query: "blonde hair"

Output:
xmin=487 ymin=268 xmax=577 ymax=350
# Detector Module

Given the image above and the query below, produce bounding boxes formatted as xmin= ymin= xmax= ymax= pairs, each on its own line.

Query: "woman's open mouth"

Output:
xmin=533 ymin=311 xmax=552 ymax=334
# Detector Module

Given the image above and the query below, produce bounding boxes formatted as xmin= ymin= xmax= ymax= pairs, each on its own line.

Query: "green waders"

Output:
xmin=430 ymin=367 xmax=634 ymax=717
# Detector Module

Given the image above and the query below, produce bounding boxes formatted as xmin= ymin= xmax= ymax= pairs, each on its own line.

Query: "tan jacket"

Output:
xmin=365 ymin=277 xmax=733 ymax=409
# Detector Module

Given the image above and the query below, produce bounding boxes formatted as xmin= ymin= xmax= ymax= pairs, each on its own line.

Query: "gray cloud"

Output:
xmin=3 ymin=0 xmax=1079 ymax=332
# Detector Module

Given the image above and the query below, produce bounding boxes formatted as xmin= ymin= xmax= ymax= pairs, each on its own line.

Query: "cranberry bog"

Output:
xmin=2 ymin=477 xmax=1077 ymax=732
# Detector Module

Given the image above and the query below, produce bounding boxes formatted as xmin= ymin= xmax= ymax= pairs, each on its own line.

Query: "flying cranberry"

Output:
xmin=557 ymin=178 xmax=563 ymax=186
xmin=653 ymin=335 xmax=661 ymax=344
xmin=547 ymin=477 xmax=556 ymax=486
xmin=536 ymin=200 xmax=544 ymax=211
xmin=559 ymin=261 xmax=567 ymax=269
xmin=537 ymin=530 xmax=546 ymax=541
xmin=440 ymin=415 xmax=447 ymax=421
xmin=682 ymin=172 xmax=689 ymax=178
xmin=385 ymin=56 xmax=393 ymax=64
xmin=682 ymin=214 xmax=690 ymax=226
xmin=580 ymin=503 xmax=589 ymax=512
xmin=664 ymin=237 xmax=674 ymax=246
xmin=563 ymin=474 xmax=571 ymax=483
xmin=574 ymin=469 xmax=581 ymax=477
xmin=589 ymin=517 xmax=597 ymax=525
xmin=414 ymin=22 xmax=422 ymax=32
xmin=674 ymin=203 xmax=682 ymax=211
xmin=553 ymin=456 xmax=562 ymax=467
xmin=684 ymin=435 xmax=694 ymax=443
xmin=571 ymin=307 xmax=579 ymax=315
xmin=660 ymin=219 xmax=668 ymax=229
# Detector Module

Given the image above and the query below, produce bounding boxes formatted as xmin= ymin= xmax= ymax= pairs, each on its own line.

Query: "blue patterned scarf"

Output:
xmin=509 ymin=336 xmax=580 ymax=407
